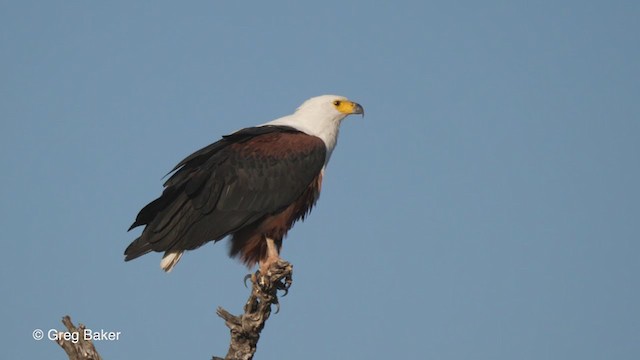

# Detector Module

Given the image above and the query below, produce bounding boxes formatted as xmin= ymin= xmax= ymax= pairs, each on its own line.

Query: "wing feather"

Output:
xmin=124 ymin=126 xmax=326 ymax=261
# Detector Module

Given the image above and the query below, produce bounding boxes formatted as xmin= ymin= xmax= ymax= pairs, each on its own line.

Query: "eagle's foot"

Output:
xmin=272 ymin=259 xmax=293 ymax=296
xmin=256 ymin=259 xmax=293 ymax=297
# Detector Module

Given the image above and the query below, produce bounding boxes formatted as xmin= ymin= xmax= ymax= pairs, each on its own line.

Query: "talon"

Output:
xmin=275 ymin=281 xmax=288 ymax=296
xmin=243 ymin=273 xmax=252 ymax=288
xmin=273 ymin=298 xmax=281 ymax=314
xmin=274 ymin=278 xmax=291 ymax=296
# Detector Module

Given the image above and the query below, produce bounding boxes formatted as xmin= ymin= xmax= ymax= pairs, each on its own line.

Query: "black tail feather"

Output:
xmin=124 ymin=236 xmax=153 ymax=261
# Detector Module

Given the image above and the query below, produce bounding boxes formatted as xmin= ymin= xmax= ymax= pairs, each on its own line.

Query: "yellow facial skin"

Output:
xmin=333 ymin=100 xmax=364 ymax=116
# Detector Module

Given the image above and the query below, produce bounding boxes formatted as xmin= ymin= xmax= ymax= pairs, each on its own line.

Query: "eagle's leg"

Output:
xmin=255 ymin=237 xmax=293 ymax=294
xmin=258 ymin=237 xmax=280 ymax=273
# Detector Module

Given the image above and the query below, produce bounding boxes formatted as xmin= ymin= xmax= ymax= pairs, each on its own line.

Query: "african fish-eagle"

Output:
xmin=125 ymin=95 xmax=364 ymax=272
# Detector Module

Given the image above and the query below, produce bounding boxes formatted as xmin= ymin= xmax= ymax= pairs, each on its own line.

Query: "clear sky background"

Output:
xmin=2 ymin=1 xmax=638 ymax=359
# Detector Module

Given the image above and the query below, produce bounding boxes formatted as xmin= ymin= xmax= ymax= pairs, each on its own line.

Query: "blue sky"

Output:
xmin=2 ymin=1 xmax=639 ymax=359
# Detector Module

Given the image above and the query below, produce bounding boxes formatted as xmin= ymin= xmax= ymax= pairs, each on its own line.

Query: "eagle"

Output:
xmin=125 ymin=95 xmax=364 ymax=273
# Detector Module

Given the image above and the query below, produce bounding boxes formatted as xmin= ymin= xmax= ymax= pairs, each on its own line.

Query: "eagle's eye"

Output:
xmin=333 ymin=100 xmax=341 ymax=106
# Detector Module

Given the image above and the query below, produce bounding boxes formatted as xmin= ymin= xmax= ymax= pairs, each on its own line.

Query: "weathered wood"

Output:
xmin=55 ymin=261 xmax=292 ymax=360
xmin=55 ymin=316 xmax=103 ymax=360
xmin=213 ymin=260 xmax=293 ymax=360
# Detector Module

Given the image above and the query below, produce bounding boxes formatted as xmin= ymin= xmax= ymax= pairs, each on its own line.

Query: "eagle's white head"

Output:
xmin=264 ymin=95 xmax=364 ymax=162
xmin=295 ymin=95 xmax=364 ymax=122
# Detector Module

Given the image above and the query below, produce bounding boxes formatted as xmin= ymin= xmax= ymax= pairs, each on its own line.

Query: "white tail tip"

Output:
xmin=160 ymin=251 xmax=183 ymax=272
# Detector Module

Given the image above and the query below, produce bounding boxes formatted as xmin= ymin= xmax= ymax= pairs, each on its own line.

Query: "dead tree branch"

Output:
xmin=55 ymin=261 xmax=292 ymax=360
xmin=55 ymin=316 xmax=103 ymax=360
xmin=213 ymin=260 xmax=293 ymax=360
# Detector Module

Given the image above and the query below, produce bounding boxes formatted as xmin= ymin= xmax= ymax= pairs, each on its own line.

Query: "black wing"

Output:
xmin=124 ymin=125 xmax=326 ymax=260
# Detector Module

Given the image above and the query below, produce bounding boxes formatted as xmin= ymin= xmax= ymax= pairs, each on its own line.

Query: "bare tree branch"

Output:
xmin=55 ymin=316 xmax=103 ymax=360
xmin=55 ymin=261 xmax=292 ymax=360
xmin=213 ymin=260 xmax=293 ymax=360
